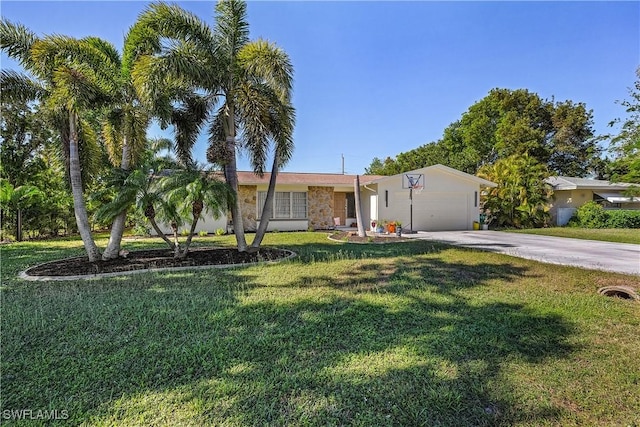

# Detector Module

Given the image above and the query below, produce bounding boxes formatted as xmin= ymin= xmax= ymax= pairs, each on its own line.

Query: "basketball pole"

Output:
xmin=409 ymin=186 xmax=413 ymax=233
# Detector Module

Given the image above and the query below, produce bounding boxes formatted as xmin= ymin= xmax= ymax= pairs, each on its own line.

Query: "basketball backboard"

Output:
xmin=402 ymin=173 xmax=424 ymax=189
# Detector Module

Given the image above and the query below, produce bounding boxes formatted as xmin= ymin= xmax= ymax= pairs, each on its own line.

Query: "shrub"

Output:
xmin=570 ymin=201 xmax=640 ymax=228
xmin=198 ymin=230 xmax=208 ymax=237
xmin=215 ymin=228 xmax=226 ymax=236
xmin=572 ymin=201 xmax=608 ymax=228
xmin=605 ymin=209 xmax=640 ymax=228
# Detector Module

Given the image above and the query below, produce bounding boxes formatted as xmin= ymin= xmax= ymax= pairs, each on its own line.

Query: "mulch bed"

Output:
xmin=24 ymin=247 xmax=291 ymax=277
xmin=330 ymin=231 xmax=412 ymax=244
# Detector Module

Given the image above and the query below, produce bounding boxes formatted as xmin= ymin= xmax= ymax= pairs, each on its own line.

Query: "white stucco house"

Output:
xmin=154 ymin=165 xmax=497 ymax=235
xmin=546 ymin=176 xmax=640 ymax=226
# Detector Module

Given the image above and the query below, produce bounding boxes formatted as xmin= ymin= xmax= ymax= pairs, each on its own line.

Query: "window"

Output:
xmin=258 ymin=191 xmax=307 ymax=219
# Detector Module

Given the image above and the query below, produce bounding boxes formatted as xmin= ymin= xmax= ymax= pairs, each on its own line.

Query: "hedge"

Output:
xmin=569 ymin=201 xmax=640 ymax=228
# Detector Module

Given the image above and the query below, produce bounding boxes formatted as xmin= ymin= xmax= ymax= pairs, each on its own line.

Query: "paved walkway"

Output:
xmin=404 ymin=230 xmax=640 ymax=276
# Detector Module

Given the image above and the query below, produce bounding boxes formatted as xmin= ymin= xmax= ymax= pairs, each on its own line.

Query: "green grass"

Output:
xmin=1 ymin=232 xmax=639 ymax=426
xmin=505 ymin=227 xmax=640 ymax=244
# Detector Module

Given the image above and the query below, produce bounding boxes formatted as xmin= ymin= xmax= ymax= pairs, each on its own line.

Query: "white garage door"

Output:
xmin=412 ymin=192 xmax=470 ymax=231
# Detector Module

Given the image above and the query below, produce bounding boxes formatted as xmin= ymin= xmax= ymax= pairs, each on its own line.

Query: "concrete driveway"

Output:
xmin=405 ymin=230 xmax=640 ymax=276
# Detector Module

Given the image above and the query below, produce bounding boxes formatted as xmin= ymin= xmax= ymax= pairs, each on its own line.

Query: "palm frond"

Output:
xmin=150 ymin=3 xmax=214 ymax=46
xmin=206 ymin=112 xmax=231 ymax=166
xmin=215 ymin=0 xmax=249 ymax=59
xmin=238 ymin=39 xmax=293 ymax=103
xmin=236 ymin=80 xmax=296 ymax=173
xmin=0 ymin=19 xmax=38 ymax=71
xmin=171 ymin=94 xmax=210 ymax=167
xmin=32 ymin=35 xmax=119 ymax=98
xmin=0 ymin=70 xmax=46 ymax=103
xmin=81 ymin=36 xmax=122 ymax=71
xmin=77 ymin=117 xmax=103 ymax=186
xmin=236 ymin=82 xmax=271 ymax=175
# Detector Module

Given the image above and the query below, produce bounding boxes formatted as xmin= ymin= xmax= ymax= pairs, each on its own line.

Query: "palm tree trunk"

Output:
xmin=176 ymin=211 xmax=200 ymax=258
xmin=250 ymin=155 xmax=278 ymax=250
xmin=354 ymin=175 xmax=366 ymax=237
xmin=103 ymin=135 xmax=132 ymax=259
xmin=224 ymin=104 xmax=247 ymax=252
xmin=171 ymin=221 xmax=181 ymax=257
xmin=16 ymin=208 xmax=23 ymax=242
xmin=148 ymin=216 xmax=176 ymax=251
xmin=68 ymin=111 xmax=102 ymax=262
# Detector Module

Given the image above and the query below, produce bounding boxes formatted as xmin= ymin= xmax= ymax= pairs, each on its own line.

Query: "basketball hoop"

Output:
xmin=402 ymin=173 xmax=425 ymax=234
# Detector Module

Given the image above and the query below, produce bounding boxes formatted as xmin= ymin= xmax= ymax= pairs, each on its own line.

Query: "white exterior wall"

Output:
xmin=372 ymin=169 xmax=482 ymax=231
xmin=256 ymin=219 xmax=309 ymax=231
xmin=152 ymin=214 xmax=229 ymax=236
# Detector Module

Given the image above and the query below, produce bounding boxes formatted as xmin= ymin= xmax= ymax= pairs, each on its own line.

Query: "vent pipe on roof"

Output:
xmin=342 ymin=153 xmax=345 ymax=175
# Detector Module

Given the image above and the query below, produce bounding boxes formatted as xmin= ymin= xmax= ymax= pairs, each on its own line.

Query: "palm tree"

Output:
xmin=96 ymin=34 xmax=154 ymax=259
xmin=162 ymin=166 xmax=233 ymax=258
xmin=1 ymin=21 xmax=107 ymax=260
xmin=96 ymin=165 xmax=181 ymax=254
xmin=2 ymin=20 xmax=156 ymax=260
xmin=0 ymin=179 xmax=43 ymax=241
xmin=129 ymin=0 xmax=295 ymax=252
xmin=478 ymin=154 xmax=552 ymax=228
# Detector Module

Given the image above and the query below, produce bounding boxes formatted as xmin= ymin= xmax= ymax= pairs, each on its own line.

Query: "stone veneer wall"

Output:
xmin=238 ymin=185 xmax=257 ymax=231
xmin=308 ymin=186 xmax=334 ymax=230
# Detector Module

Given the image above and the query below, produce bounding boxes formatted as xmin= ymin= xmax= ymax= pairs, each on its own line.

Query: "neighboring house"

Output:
xmin=153 ymin=165 xmax=497 ymax=235
xmin=546 ymin=176 xmax=640 ymax=226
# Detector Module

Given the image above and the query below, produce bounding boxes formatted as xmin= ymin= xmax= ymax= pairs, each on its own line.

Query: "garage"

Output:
xmin=363 ymin=164 xmax=497 ymax=232
xmin=413 ymin=192 xmax=470 ymax=231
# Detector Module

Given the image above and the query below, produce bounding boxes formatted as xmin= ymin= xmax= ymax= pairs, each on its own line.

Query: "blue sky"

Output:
xmin=1 ymin=1 xmax=638 ymax=174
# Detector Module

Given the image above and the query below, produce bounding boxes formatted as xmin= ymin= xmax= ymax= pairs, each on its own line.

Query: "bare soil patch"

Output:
xmin=24 ymin=247 xmax=291 ymax=278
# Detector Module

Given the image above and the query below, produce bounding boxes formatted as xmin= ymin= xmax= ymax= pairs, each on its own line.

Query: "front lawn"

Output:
xmin=505 ymin=227 xmax=640 ymax=244
xmin=1 ymin=232 xmax=639 ymax=426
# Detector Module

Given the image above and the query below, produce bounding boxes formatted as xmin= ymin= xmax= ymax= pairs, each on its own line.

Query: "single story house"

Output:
xmin=154 ymin=165 xmax=497 ymax=235
xmin=546 ymin=176 xmax=640 ymax=226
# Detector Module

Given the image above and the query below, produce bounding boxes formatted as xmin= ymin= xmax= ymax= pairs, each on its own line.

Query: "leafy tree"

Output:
xmin=130 ymin=0 xmax=295 ymax=252
xmin=365 ymin=143 xmax=451 ymax=176
xmin=477 ymin=154 xmax=553 ymax=228
xmin=367 ymin=88 xmax=599 ymax=177
xmin=444 ymin=89 xmax=598 ymax=175
xmin=0 ymin=97 xmax=76 ymax=238
xmin=0 ymin=98 xmax=57 ymax=186
xmin=608 ymin=67 xmax=640 ymax=183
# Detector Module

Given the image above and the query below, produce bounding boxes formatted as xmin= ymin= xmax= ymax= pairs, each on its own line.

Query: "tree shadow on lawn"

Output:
xmin=1 ymin=242 xmax=575 ymax=426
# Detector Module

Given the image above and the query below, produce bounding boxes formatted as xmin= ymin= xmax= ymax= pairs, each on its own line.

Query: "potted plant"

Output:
xmin=376 ymin=220 xmax=386 ymax=233
xmin=479 ymin=213 xmax=489 ymax=230
xmin=387 ymin=221 xmax=396 ymax=234
xmin=395 ymin=221 xmax=402 ymax=236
